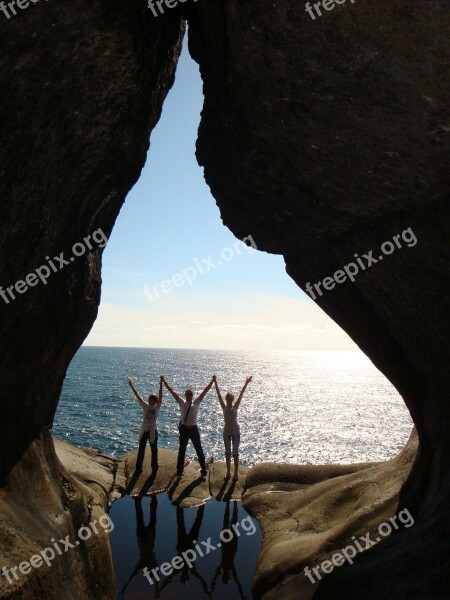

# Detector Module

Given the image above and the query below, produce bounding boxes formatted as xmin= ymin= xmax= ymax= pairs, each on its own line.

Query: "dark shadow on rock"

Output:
xmin=137 ymin=470 xmax=159 ymax=497
xmin=215 ymin=480 xmax=237 ymax=503
xmin=169 ymin=476 xmax=204 ymax=506
xmin=125 ymin=470 xmax=142 ymax=496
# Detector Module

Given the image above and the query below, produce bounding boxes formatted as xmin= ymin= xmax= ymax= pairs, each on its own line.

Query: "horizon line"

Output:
xmin=82 ymin=344 xmax=362 ymax=353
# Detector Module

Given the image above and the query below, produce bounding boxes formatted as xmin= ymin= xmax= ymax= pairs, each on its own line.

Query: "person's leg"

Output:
xmin=190 ymin=427 xmax=207 ymax=476
xmin=232 ymin=434 xmax=240 ymax=480
xmin=177 ymin=426 xmax=189 ymax=476
xmin=136 ymin=431 xmax=149 ymax=472
xmin=223 ymin=432 xmax=231 ymax=478
xmin=150 ymin=430 xmax=159 ymax=471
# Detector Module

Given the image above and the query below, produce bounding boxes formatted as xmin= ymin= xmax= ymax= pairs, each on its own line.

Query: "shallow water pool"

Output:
xmin=110 ymin=494 xmax=262 ymax=599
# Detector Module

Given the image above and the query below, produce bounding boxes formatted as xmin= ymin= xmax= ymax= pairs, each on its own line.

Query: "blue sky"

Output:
xmin=85 ymin=36 xmax=356 ymax=351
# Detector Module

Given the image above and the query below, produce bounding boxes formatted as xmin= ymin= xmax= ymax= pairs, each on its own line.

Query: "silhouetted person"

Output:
xmin=162 ymin=376 xmax=214 ymax=481
xmin=127 ymin=376 xmax=163 ymax=473
xmin=213 ymin=375 xmax=252 ymax=481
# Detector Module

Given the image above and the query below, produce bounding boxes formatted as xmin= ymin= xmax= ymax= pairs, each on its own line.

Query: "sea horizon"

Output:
xmin=54 ymin=346 xmax=413 ymax=466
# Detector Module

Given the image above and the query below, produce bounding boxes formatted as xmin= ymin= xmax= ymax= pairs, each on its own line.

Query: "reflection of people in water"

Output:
xmin=156 ymin=504 xmax=210 ymax=598
xmin=122 ymin=495 xmax=159 ymax=594
xmin=211 ymin=502 xmax=247 ymax=599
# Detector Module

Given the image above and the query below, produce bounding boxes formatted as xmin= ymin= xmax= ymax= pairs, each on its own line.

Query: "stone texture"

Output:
xmin=168 ymin=459 xmax=212 ymax=508
xmin=244 ymin=431 xmax=418 ymax=599
xmin=0 ymin=2 xmax=183 ymax=598
xmin=209 ymin=461 xmax=249 ymax=502
xmin=119 ymin=446 xmax=250 ymax=504
xmin=0 ymin=432 xmax=116 ymax=600
xmin=120 ymin=447 xmax=186 ymax=497
xmin=54 ymin=437 xmax=124 ymax=504
xmin=188 ymin=1 xmax=450 ymax=597
xmin=0 ymin=0 xmax=184 ymax=483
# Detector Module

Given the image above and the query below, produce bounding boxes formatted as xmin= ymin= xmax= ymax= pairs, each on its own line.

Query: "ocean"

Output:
xmin=53 ymin=347 xmax=413 ymax=465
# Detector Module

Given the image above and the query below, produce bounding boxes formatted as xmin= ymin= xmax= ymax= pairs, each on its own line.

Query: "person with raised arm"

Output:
xmin=162 ymin=376 xmax=214 ymax=481
xmin=127 ymin=376 xmax=163 ymax=474
xmin=213 ymin=375 xmax=252 ymax=481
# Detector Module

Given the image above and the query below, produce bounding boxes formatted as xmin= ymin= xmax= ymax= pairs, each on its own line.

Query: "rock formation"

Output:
xmin=189 ymin=2 xmax=450 ymax=597
xmin=1 ymin=2 xmax=184 ymax=597
xmin=243 ymin=430 xmax=419 ymax=599
xmin=119 ymin=447 xmax=249 ymax=505
xmin=1 ymin=0 xmax=449 ymax=598
xmin=0 ymin=434 xmax=122 ymax=599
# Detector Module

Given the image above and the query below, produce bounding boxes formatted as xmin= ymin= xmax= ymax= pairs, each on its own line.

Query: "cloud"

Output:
xmin=84 ymin=290 xmax=358 ymax=351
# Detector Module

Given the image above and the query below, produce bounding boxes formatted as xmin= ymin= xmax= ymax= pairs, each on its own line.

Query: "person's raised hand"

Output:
xmin=160 ymin=375 xmax=165 ymax=383
xmin=127 ymin=377 xmax=132 ymax=386
xmin=212 ymin=374 xmax=217 ymax=383
xmin=247 ymin=376 xmax=253 ymax=384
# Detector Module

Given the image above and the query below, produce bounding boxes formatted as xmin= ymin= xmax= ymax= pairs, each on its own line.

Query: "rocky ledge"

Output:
xmin=0 ymin=432 xmax=419 ymax=599
xmin=0 ymin=433 xmax=118 ymax=600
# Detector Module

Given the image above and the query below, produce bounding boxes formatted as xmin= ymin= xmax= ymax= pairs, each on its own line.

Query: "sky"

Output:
xmin=84 ymin=36 xmax=357 ymax=351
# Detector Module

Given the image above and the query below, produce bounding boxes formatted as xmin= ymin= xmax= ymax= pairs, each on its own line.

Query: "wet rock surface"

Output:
xmin=0 ymin=433 xmax=117 ymax=600
xmin=244 ymin=432 xmax=418 ymax=599
xmin=189 ymin=1 xmax=450 ymax=597
xmin=120 ymin=449 xmax=248 ymax=506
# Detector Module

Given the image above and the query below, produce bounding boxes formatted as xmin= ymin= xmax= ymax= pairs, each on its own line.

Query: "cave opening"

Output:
xmin=52 ymin=34 xmax=413 ymax=471
xmin=50 ymin=35 xmax=413 ymax=595
xmin=2 ymin=5 xmax=448 ymax=599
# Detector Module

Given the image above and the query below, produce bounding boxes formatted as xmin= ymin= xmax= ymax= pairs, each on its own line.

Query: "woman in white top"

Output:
xmin=127 ymin=376 xmax=163 ymax=473
xmin=213 ymin=375 xmax=252 ymax=481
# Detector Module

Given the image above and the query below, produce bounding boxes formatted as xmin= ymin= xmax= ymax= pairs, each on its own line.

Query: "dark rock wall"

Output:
xmin=1 ymin=3 xmax=183 ymax=597
xmin=190 ymin=1 xmax=449 ymax=251
xmin=188 ymin=0 xmax=450 ymax=597
xmin=0 ymin=0 xmax=184 ymax=482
